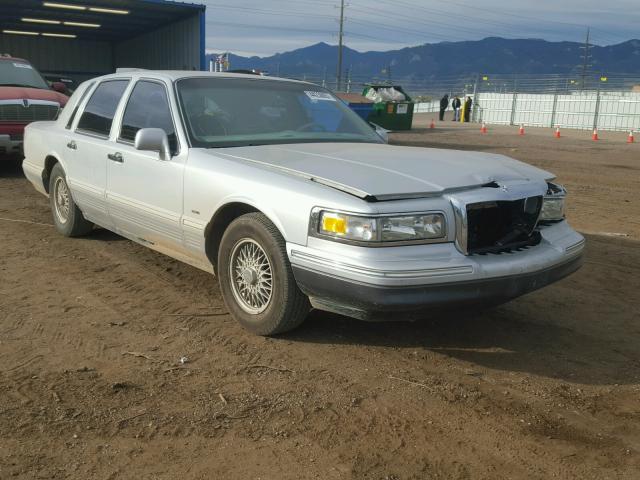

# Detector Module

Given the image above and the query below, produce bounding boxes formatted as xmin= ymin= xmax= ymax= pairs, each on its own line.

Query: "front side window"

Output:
xmin=176 ymin=78 xmax=381 ymax=148
xmin=120 ymin=80 xmax=178 ymax=153
xmin=76 ymin=80 xmax=129 ymax=137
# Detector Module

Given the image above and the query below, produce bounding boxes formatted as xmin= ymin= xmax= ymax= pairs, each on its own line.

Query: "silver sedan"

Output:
xmin=22 ymin=71 xmax=584 ymax=335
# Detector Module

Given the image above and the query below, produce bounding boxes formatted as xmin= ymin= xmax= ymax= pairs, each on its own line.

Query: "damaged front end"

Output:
xmin=448 ymin=180 xmax=566 ymax=256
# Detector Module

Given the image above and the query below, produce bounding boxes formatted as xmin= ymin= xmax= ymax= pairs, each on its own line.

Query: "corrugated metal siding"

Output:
xmin=0 ymin=33 xmax=112 ymax=74
xmin=114 ymin=15 xmax=200 ymax=71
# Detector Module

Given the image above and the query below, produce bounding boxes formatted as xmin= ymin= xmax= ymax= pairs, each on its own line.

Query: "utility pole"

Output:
xmin=580 ymin=27 xmax=592 ymax=90
xmin=336 ymin=0 xmax=345 ymax=91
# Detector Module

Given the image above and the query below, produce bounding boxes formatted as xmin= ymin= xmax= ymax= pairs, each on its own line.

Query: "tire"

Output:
xmin=218 ymin=212 xmax=310 ymax=335
xmin=49 ymin=163 xmax=93 ymax=237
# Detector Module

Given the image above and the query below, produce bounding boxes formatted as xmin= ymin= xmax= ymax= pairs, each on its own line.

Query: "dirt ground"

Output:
xmin=1 ymin=117 xmax=639 ymax=479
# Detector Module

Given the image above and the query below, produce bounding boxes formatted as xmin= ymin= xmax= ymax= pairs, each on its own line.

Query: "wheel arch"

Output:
xmin=204 ymin=201 xmax=287 ymax=274
xmin=42 ymin=154 xmax=62 ymax=194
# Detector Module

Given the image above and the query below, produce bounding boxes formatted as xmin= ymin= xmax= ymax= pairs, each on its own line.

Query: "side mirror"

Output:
xmin=51 ymin=82 xmax=67 ymax=94
xmin=134 ymin=128 xmax=171 ymax=161
xmin=370 ymin=122 xmax=389 ymax=143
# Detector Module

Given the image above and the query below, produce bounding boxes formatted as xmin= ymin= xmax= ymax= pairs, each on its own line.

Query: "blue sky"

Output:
xmin=202 ymin=0 xmax=639 ymax=57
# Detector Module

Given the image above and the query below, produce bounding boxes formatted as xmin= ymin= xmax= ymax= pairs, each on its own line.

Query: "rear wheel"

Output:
xmin=218 ymin=212 xmax=310 ymax=335
xmin=49 ymin=163 xmax=93 ymax=237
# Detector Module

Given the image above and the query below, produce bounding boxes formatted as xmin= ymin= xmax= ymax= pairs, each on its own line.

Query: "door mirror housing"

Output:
xmin=369 ymin=122 xmax=389 ymax=143
xmin=134 ymin=128 xmax=171 ymax=160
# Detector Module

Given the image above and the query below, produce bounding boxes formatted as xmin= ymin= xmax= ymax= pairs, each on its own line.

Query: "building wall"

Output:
xmin=0 ymin=33 xmax=112 ymax=76
xmin=113 ymin=15 xmax=202 ymax=71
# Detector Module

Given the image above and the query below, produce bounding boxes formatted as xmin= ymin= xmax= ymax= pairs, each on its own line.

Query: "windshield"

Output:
xmin=176 ymin=77 xmax=381 ymax=148
xmin=0 ymin=60 xmax=49 ymax=89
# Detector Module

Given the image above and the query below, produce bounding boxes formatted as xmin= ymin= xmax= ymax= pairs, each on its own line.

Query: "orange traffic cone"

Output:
xmin=554 ymin=127 xmax=561 ymax=138
xmin=627 ymin=131 xmax=635 ymax=144
xmin=518 ymin=124 xmax=525 ymax=135
xmin=430 ymin=119 xmax=435 ymax=129
xmin=592 ymin=128 xmax=599 ymax=141
xmin=480 ymin=123 xmax=488 ymax=134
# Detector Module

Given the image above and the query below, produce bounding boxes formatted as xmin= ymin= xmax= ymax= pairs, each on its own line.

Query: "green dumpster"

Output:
xmin=362 ymin=84 xmax=414 ymax=131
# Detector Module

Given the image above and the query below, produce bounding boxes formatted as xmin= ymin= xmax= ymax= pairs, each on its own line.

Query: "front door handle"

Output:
xmin=66 ymin=141 xmax=77 ymax=150
xmin=107 ymin=152 xmax=124 ymax=163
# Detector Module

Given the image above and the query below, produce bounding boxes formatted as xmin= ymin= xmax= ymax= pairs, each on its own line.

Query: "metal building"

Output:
xmin=0 ymin=0 xmax=206 ymax=82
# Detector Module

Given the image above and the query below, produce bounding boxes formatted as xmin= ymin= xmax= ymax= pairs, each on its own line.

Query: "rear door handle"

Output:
xmin=66 ymin=141 xmax=77 ymax=150
xmin=108 ymin=152 xmax=124 ymax=163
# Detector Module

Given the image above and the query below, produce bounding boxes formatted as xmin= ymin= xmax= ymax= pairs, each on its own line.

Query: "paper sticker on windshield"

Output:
xmin=14 ymin=63 xmax=33 ymax=69
xmin=305 ymin=91 xmax=335 ymax=102
xmin=397 ymin=103 xmax=408 ymax=114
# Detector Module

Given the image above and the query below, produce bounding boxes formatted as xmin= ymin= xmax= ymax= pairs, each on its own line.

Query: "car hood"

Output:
xmin=212 ymin=142 xmax=554 ymax=201
xmin=0 ymin=86 xmax=68 ymax=106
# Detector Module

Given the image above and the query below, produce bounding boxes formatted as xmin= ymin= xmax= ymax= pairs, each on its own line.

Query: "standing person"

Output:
xmin=439 ymin=94 xmax=449 ymax=121
xmin=462 ymin=96 xmax=473 ymax=122
xmin=451 ymin=95 xmax=461 ymax=121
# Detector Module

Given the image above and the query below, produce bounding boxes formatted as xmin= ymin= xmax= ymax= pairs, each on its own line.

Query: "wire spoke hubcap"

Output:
xmin=229 ymin=238 xmax=273 ymax=314
xmin=53 ymin=177 xmax=70 ymax=224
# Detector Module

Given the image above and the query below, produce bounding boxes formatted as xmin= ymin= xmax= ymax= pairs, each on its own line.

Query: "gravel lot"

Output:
xmin=1 ymin=117 xmax=639 ymax=479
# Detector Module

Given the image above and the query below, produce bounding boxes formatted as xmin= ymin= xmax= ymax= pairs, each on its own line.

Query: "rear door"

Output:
xmin=106 ymin=79 xmax=186 ymax=253
xmin=70 ymin=79 xmax=130 ymax=228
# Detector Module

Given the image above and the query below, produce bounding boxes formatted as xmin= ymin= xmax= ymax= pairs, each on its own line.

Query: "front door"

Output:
xmin=69 ymin=79 xmax=130 ymax=229
xmin=105 ymin=79 xmax=185 ymax=253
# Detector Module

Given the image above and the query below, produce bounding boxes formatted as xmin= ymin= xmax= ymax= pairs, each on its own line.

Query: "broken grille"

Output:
xmin=466 ymin=196 xmax=542 ymax=255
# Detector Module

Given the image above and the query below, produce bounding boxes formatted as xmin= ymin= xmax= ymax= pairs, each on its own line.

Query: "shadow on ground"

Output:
xmin=285 ymin=303 xmax=639 ymax=386
xmin=0 ymin=155 xmax=25 ymax=177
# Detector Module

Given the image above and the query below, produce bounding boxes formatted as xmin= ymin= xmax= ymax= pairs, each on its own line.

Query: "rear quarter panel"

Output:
xmin=22 ymin=121 xmax=64 ymax=195
xmin=22 ymin=81 xmax=94 ymax=195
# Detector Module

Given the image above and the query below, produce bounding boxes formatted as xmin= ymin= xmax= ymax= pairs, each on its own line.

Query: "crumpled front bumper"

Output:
xmin=288 ymin=221 xmax=585 ymax=321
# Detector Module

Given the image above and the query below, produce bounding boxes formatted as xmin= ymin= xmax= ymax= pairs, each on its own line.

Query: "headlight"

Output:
xmin=316 ymin=210 xmax=446 ymax=244
xmin=319 ymin=211 xmax=377 ymax=241
xmin=540 ymin=182 xmax=566 ymax=222
xmin=380 ymin=214 xmax=445 ymax=241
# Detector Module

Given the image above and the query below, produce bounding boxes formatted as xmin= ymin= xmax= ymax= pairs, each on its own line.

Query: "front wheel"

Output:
xmin=218 ymin=213 xmax=310 ymax=335
xmin=49 ymin=163 xmax=93 ymax=237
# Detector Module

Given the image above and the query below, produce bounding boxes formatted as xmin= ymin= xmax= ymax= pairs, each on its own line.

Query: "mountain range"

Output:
xmin=208 ymin=37 xmax=640 ymax=79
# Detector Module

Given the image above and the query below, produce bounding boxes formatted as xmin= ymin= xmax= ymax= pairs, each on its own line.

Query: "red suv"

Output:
xmin=0 ymin=54 xmax=69 ymax=156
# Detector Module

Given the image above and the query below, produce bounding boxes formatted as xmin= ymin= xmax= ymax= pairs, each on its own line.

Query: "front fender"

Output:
xmin=212 ymin=194 xmax=289 ymax=240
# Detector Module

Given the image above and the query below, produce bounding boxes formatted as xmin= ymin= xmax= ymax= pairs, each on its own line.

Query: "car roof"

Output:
xmin=95 ymin=70 xmax=309 ymax=85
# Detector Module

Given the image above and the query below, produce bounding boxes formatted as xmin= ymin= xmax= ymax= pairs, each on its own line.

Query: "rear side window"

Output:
xmin=76 ymin=80 xmax=129 ymax=137
xmin=120 ymin=80 xmax=178 ymax=153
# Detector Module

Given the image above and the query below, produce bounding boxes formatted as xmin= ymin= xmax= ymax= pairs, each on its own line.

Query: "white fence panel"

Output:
xmin=554 ymin=93 xmax=598 ymax=130
xmin=412 ymin=92 xmax=640 ymax=132
xmin=414 ymin=101 xmax=440 ymax=114
xmin=596 ymin=93 xmax=640 ymax=131
xmin=513 ymin=94 xmax=555 ymax=127
xmin=475 ymin=93 xmax=513 ymax=124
